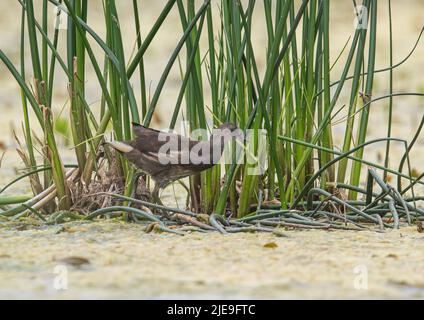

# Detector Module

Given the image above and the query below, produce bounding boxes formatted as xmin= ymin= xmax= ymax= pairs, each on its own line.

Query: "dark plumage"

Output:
xmin=107 ymin=122 xmax=241 ymax=203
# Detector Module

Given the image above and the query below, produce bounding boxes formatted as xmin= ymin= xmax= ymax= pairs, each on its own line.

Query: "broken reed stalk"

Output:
xmin=0 ymin=168 xmax=78 ymax=217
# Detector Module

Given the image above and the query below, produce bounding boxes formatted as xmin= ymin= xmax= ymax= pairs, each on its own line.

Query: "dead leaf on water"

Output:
xmin=196 ymin=214 xmax=210 ymax=225
xmin=263 ymin=242 xmax=278 ymax=249
xmin=411 ymin=168 xmax=420 ymax=178
xmin=61 ymin=226 xmax=88 ymax=233
xmin=262 ymin=199 xmax=281 ymax=206
xmin=55 ymin=256 xmax=91 ymax=268
xmin=145 ymin=222 xmax=159 ymax=233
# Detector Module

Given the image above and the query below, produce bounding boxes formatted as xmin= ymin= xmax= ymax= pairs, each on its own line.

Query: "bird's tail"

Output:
xmin=105 ymin=141 xmax=134 ymax=153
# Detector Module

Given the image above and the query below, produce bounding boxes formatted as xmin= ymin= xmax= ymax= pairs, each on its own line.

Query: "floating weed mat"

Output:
xmin=1 ymin=167 xmax=422 ymax=236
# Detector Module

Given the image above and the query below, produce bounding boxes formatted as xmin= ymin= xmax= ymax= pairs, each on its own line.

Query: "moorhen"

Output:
xmin=107 ymin=122 xmax=242 ymax=204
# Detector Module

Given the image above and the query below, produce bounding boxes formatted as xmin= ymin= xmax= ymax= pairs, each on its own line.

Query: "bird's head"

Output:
xmin=216 ymin=123 xmax=244 ymax=140
xmin=218 ymin=123 xmax=237 ymax=131
xmin=104 ymin=141 xmax=134 ymax=154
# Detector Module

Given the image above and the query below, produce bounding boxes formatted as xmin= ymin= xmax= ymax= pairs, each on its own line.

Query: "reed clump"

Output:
xmin=0 ymin=0 xmax=423 ymax=233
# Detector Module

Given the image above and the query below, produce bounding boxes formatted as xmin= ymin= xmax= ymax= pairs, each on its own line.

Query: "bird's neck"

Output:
xmin=210 ymin=133 xmax=233 ymax=152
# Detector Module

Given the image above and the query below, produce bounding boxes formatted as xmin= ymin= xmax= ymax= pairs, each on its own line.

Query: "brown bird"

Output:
xmin=107 ymin=122 xmax=241 ymax=204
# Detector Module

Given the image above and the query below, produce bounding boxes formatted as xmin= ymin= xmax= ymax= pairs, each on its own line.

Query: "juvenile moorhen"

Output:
xmin=107 ymin=122 xmax=241 ymax=204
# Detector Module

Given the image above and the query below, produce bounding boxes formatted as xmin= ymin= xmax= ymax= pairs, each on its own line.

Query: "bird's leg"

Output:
xmin=126 ymin=171 xmax=144 ymax=223
xmin=132 ymin=170 xmax=144 ymax=186
xmin=151 ymin=182 xmax=175 ymax=219
xmin=152 ymin=182 xmax=164 ymax=207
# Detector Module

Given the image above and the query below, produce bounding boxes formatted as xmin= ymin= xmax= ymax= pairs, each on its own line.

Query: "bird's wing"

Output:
xmin=147 ymin=149 xmax=182 ymax=165
xmin=132 ymin=122 xmax=162 ymax=137
xmin=130 ymin=125 xmax=199 ymax=155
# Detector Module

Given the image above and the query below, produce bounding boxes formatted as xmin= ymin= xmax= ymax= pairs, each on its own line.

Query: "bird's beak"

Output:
xmin=105 ymin=141 xmax=134 ymax=153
